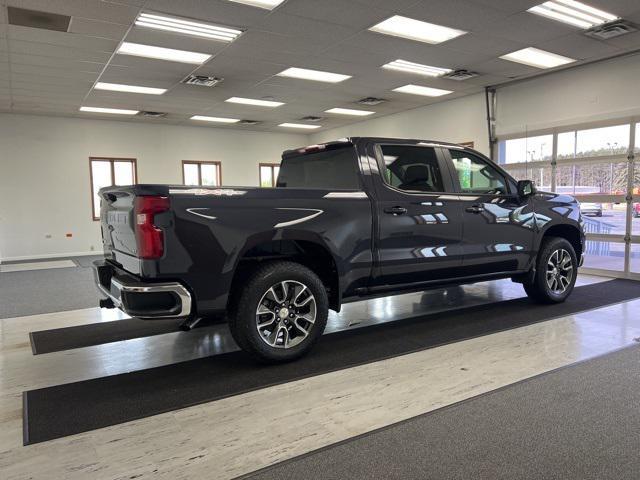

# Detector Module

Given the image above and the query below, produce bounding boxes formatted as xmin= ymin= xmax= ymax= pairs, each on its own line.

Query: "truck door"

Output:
xmin=443 ymin=147 xmax=535 ymax=274
xmin=368 ymin=142 xmax=464 ymax=287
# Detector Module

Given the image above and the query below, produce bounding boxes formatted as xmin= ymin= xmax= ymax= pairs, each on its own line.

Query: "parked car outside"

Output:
xmin=580 ymin=202 xmax=603 ymax=217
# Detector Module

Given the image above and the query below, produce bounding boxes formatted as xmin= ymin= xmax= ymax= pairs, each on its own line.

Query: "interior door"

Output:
xmin=370 ymin=143 xmax=464 ymax=287
xmin=444 ymin=148 xmax=535 ymax=275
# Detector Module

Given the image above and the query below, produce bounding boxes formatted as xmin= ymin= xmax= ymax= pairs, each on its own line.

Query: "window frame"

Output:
xmin=443 ymin=148 xmax=515 ymax=197
xmin=372 ymin=143 xmax=455 ymax=196
xmin=182 ymin=160 xmax=222 ymax=187
xmin=89 ymin=157 xmax=137 ymax=221
xmin=496 ymin=116 xmax=640 ymax=280
xmin=259 ymin=163 xmax=280 ymax=188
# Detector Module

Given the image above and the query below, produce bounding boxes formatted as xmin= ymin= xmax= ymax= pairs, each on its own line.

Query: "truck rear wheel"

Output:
xmin=228 ymin=261 xmax=328 ymax=363
xmin=523 ymin=236 xmax=577 ymax=304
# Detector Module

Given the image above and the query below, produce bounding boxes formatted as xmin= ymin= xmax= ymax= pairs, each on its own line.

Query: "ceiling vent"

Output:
xmin=300 ymin=116 xmax=324 ymax=122
xmin=138 ymin=111 xmax=167 ymax=118
xmin=358 ymin=97 xmax=387 ymax=106
xmin=443 ymin=69 xmax=479 ymax=81
xmin=584 ymin=20 xmax=637 ymax=40
xmin=181 ymin=75 xmax=224 ymax=87
xmin=238 ymin=119 xmax=262 ymax=125
xmin=7 ymin=7 xmax=71 ymax=32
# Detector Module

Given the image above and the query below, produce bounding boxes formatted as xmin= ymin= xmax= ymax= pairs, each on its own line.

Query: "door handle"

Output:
xmin=384 ymin=206 xmax=407 ymax=215
xmin=466 ymin=205 xmax=484 ymax=214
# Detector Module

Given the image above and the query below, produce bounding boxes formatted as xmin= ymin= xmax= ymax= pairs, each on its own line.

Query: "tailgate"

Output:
xmin=99 ymin=187 xmax=137 ymax=260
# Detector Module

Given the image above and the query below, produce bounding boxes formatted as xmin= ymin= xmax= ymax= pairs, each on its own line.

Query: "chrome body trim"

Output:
xmin=274 ymin=208 xmax=324 ymax=228
xmin=323 ymin=191 xmax=368 ymax=199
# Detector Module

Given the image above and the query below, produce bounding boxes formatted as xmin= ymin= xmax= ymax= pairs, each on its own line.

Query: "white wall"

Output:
xmin=0 ymin=113 xmax=307 ymax=261
xmin=310 ymin=94 xmax=490 ymax=156
xmin=496 ymin=52 xmax=640 ymax=137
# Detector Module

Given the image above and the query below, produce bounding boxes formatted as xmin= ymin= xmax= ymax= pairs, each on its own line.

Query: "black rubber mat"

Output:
xmin=22 ymin=279 xmax=640 ymax=445
xmin=29 ymin=318 xmax=186 ymax=355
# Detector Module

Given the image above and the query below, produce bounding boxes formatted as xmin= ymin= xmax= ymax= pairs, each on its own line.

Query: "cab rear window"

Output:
xmin=277 ymin=146 xmax=360 ymax=189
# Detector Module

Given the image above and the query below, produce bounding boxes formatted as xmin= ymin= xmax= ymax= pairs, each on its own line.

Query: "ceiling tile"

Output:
xmin=7 ymin=25 xmax=118 ymax=51
xmin=403 ymin=0 xmax=510 ymax=32
xmin=68 ymin=17 xmax=130 ymax=41
xmin=484 ymin=11 xmax=578 ymax=44
xmin=536 ymin=33 xmax=624 ymax=60
xmin=277 ymin=0 xmax=390 ymax=29
xmin=9 ymin=39 xmax=113 ymax=62
xmin=10 ymin=53 xmax=104 ymax=72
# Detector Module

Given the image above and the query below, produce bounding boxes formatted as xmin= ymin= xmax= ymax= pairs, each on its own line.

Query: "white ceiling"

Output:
xmin=0 ymin=0 xmax=639 ymax=133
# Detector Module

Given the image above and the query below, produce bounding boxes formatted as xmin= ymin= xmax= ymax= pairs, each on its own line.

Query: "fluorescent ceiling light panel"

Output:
xmin=369 ymin=15 xmax=466 ymax=44
xmin=279 ymin=123 xmax=322 ymax=130
xmin=227 ymin=0 xmax=285 ymax=9
xmin=325 ymin=108 xmax=375 ymax=116
xmin=382 ymin=59 xmax=453 ymax=77
xmin=79 ymin=106 xmax=139 ymax=115
xmin=277 ymin=67 xmax=351 ymax=83
xmin=94 ymin=82 xmax=166 ymax=95
xmin=392 ymin=84 xmax=453 ymax=97
xmin=191 ymin=115 xmax=240 ymax=123
xmin=500 ymin=47 xmax=576 ymax=69
xmin=528 ymin=1 xmax=618 ymax=29
xmin=226 ymin=97 xmax=284 ymax=107
xmin=117 ymin=42 xmax=211 ymax=64
xmin=136 ymin=12 xmax=243 ymax=42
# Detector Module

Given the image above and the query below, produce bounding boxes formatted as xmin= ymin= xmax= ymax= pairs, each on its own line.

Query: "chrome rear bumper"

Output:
xmin=93 ymin=260 xmax=192 ymax=319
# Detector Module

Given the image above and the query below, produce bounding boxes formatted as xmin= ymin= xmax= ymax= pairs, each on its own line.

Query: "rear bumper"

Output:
xmin=93 ymin=260 xmax=192 ymax=319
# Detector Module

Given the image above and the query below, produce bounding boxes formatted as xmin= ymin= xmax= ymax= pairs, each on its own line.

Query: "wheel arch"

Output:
xmin=539 ymin=223 xmax=584 ymax=260
xmin=227 ymin=235 xmax=342 ymax=312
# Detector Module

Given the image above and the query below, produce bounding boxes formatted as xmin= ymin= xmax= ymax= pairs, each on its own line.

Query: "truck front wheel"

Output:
xmin=523 ymin=236 xmax=577 ymax=304
xmin=228 ymin=261 xmax=329 ymax=363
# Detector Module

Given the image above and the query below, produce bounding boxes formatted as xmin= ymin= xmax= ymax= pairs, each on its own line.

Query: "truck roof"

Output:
xmin=283 ymin=137 xmax=474 ymax=159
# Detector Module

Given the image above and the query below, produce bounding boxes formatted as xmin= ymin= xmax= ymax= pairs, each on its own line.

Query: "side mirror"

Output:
xmin=517 ymin=180 xmax=537 ymax=198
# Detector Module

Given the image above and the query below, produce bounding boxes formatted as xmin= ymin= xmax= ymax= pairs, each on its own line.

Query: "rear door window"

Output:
xmin=378 ymin=145 xmax=446 ymax=193
xmin=277 ymin=145 xmax=360 ymax=189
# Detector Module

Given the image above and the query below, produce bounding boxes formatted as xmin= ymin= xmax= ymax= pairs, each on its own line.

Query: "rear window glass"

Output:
xmin=277 ymin=146 xmax=360 ymax=189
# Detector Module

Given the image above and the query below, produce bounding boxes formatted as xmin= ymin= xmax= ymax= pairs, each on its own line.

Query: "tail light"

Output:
xmin=135 ymin=196 xmax=170 ymax=259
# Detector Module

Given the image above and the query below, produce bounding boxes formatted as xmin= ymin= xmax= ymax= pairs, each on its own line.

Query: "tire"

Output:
xmin=228 ymin=261 xmax=328 ymax=363
xmin=523 ymin=236 xmax=577 ymax=304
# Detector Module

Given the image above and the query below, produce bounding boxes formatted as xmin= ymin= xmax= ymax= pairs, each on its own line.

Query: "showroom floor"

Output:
xmin=1 ymin=266 xmax=640 ymax=479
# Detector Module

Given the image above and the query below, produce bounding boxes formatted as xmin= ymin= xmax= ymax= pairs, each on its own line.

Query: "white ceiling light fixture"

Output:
xmin=277 ymin=67 xmax=352 ymax=83
xmin=136 ymin=12 xmax=243 ymax=42
xmin=79 ymin=106 xmax=139 ymax=115
xmin=382 ymin=59 xmax=453 ymax=77
xmin=191 ymin=115 xmax=241 ymax=123
xmin=226 ymin=97 xmax=285 ymax=107
xmin=227 ymin=0 xmax=286 ymax=10
xmin=369 ymin=15 xmax=467 ymax=44
xmin=279 ymin=123 xmax=322 ymax=130
xmin=94 ymin=82 xmax=167 ymax=95
xmin=500 ymin=47 xmax=576 ymax=69
xmin=117 ymin=42 xmax=211 ymax=64
xmin=528 ymin=1 xmax=619 ymax=29
xmin=325 ymin=108 xmax=375 ymax=116
xmin=392 ymin=84 xmax=453 ymax=97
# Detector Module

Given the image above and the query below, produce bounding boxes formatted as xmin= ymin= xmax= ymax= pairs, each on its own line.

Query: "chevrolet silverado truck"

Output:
xmin=94 ymin=137 xmax=585 ymax=362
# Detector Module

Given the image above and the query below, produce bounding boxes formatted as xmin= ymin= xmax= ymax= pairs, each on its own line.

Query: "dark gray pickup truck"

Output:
xmin=94 ymin=137 xmax=585 ymax=362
